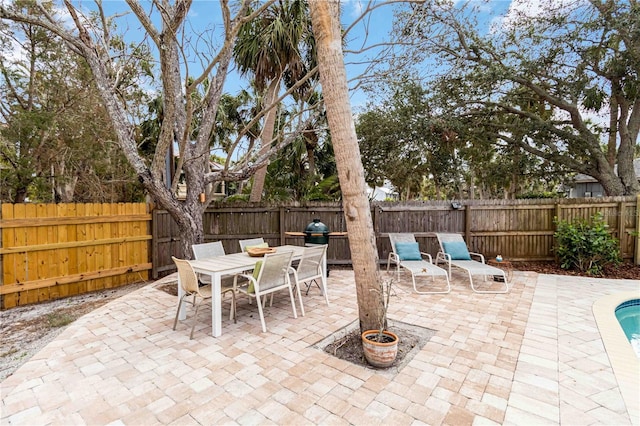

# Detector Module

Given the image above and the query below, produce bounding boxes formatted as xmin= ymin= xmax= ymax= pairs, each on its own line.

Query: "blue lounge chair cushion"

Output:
xmin=442 ymin=241 xmax=472 ymax=260
xmin=395 ymin=242 xmax=422 ymax=261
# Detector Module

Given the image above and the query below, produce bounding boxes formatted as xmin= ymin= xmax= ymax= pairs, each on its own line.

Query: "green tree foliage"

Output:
xmin=356 ymin=80 xmax=458 ymax=200
xmin=356 ymin=79 xmax=566 ymax=199
xmin=234 ymin=0 xmax=317 ymax=201
xmin=0 ymin=1 xmax=144 ymax=203
xmin=554 ymin=212 xmax=621 ymax=275
xmin=263 ymin=91 xmax=337 ymax=201
xmin=388 ymin=0 xmax=639 ymax=196
xmin=0 ymin=0 xmax=397 ymax=258
xmin=264 ymin=127 xmax=338 ymax=201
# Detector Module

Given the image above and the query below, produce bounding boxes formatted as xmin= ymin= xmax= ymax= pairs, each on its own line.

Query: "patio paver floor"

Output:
xmin=1 ymin=269 xmax=638 ymax=425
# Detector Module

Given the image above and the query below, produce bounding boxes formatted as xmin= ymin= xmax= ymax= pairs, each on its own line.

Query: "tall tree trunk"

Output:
xmin=305 ymin=124 xmax=318 ymax=175
xmin=309 ymin=0 xmax=385 ymax=333
xmin=607 ymin=96 xmax=618 ymax=167
xmin=250 ymin=79 xmax=280 ymax=202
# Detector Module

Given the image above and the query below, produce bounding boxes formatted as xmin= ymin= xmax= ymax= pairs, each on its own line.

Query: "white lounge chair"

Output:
xmin=434 ymin=233 xmax=509 ymax=293
xmin=387 ymin=233 xmax=451 ymax=294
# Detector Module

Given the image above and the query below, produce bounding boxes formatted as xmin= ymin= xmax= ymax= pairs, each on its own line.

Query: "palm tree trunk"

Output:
xmin=250 ymin=79 xmax=280 ymax=202
xmin=309 ymin=0 xmax=385 ymax=333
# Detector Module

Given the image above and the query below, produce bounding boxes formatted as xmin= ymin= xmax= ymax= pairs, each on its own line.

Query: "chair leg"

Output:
xmin=173 ymin=294 xmax=188 ymax=330
xmin=190 ymin=297 xmax=202 ymax=339
xmin=294 ymin=281 xmax=305 ymax=316
xmin=256 ymin=294 xmax=268 ymax=333
xmin=320 ymin=275 xmax=330 ymax=307
xmin=228 ymin=291 xmax=237 ymax=323
xmin=468 ymin=272 xmax=509 ymax=293
xmin=288 ymin=286 xmax=298 ymax=319
xmin=411 ymin=273 xmax=451 ymax=294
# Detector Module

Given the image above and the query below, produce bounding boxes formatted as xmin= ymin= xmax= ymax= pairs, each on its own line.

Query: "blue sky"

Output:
xmin=57 ymin=1 xmax=521 ymax=108
xmin=90 ymin=1 xmax=403 ymax=108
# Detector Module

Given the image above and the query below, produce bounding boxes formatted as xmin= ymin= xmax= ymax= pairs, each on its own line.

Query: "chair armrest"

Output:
xmin=288 ymin=267 xmax=299 ymax=281
xmin=469 ymin=252 xmax=485 ymax=263
xmin=388 ymin=252 xmax=400 ymax=264
xmin=234 ymin=273 xmax=255 ymax=290
xmin=436 ymin=251 xmax=451 ymax=263
xmin=420 ymin=252 xmax=434 ymax=263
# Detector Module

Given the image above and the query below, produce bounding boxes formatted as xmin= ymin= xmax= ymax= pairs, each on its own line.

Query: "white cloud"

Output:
xmin=347 ymin=0 xmax=364 ymax=19
xmin=494 ymin=0 xmax=585 ymax=31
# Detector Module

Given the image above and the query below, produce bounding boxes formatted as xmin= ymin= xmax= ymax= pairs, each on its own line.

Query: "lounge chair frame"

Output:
xmin=434 ymin=233 xmax=509 ymax=293
xmin=387 ymin=233 xmax=451 ymax=294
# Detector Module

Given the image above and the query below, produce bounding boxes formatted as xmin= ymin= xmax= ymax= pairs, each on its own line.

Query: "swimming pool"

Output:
xmin=593 ymin=291 xmax=640 ymax=425
xmin=615 ymin=299 xmax=640 ymax=357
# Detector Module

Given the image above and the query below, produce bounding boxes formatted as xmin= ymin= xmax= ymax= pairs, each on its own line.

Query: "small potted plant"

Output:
xmin=361 ymin=278 xmax=399 ymax=368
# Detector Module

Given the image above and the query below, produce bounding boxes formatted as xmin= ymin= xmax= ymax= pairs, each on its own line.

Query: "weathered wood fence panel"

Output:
xmin=152 ymin=203 xmax=352 ymax=278
xmin=1 ymin=203 xmax=152 ymax=309
xmin=3 ymin=197 xmax=635 ymax=306
xmin=151 ymin=196 xmax=639 ymax=278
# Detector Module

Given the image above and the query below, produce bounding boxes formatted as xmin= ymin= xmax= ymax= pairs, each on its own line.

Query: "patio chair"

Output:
xmin=192 ymin=241 xmax=225 ymax=260
xmin=172 ymin=256 xmax=236 ymax=339
xmin=234 ymin=250 xmax=300 ymax=333
xmin=239 ymin=238 xmax=266 ymax=252
xmin=289 ymin=245 xmax=329 ymax=313
xmin=434 ymin=233 xmax=509 ymax=293
xmin=387 ymin=233 xmax=451 ymax=294
xmin=192 ymin=241 xmax=226 ymax=286
xmin=192 ymin=241 xmax=238 ymax=317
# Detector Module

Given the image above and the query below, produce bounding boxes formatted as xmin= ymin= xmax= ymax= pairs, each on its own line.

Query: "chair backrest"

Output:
xmin=239 ymin=238 xmax=266 ymax=252
xmin=192 ymin=241 xmax=225 ymax=260
xmin=172 ymin=256 xmax=199 ymax=294
xmin=255 ymin=251 xmax=293 ymax=292
xmin=388 ymin=233 xmax=418 ymax=254
xmin=436 ymin=233 xmax=477 ymax=261
xmin=296 ymin=245 xmax=326 ymax=280
xmin=435 ymin=233 xmax=466 ymax=252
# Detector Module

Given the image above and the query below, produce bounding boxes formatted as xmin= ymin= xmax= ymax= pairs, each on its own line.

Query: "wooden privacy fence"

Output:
xmin=1 ymin=203 xmax=152 ymax=309
xmin=152 ymin=196 xmax=639 ymax=278
xmin=1 ymin=197 xmax=636 ymax=307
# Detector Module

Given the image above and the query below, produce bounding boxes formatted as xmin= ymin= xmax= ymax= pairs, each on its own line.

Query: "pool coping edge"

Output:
xmin=593 ymin=290 xmax=640 ymax=426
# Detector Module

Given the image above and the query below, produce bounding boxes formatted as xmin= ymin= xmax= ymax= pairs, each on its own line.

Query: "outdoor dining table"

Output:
xmin=177 ymin=244 xmax=308 ymax=337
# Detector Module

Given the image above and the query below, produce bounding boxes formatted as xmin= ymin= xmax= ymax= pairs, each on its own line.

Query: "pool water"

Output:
xmin=615 ymin=299 xmax=640 ymax=358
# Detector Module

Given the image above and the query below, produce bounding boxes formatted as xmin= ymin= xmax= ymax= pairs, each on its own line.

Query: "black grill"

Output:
xmin=304 ymin=219 xmax=330 ymax=245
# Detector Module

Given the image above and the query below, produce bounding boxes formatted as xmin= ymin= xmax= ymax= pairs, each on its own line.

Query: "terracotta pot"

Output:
xmin=361 ymin=329 xmax=399 ymax=368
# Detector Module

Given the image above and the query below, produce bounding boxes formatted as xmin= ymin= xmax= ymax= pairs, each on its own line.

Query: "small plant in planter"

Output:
xmin=361 ymin=277 xmax=399 ymax=368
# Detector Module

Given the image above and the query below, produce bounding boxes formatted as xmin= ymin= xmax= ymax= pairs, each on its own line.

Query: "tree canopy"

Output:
xmin=0 ymin=1 xmax=143 ymax=202
xmin=366 ymin=0 xmax=638 ymax=196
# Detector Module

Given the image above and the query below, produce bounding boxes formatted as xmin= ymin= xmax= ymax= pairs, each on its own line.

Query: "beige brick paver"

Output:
xmin=1 ymin=270 xmax=637 ymax=425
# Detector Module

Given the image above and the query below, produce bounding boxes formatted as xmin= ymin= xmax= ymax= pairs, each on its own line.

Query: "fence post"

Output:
xmin=464 ymin=204 xmax=472 ymax=243
xmin=279 ymin=206 xmax=285 ymax=246
xmin=553 ymin=201 xmax=562 ymax=262
xmin=618 ymin=200 xmax=625 ymax=255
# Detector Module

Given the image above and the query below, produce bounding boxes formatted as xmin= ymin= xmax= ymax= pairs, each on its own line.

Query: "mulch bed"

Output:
xmin=514 ymin=260 xmax=640 ymax=280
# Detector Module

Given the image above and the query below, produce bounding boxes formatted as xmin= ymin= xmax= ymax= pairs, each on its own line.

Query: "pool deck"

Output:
xmin=1 ymin=269 xmax=638 ymax=425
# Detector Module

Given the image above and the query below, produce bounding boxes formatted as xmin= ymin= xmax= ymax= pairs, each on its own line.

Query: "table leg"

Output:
xmin=211 ymin=273 xmax=222 ymax=337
